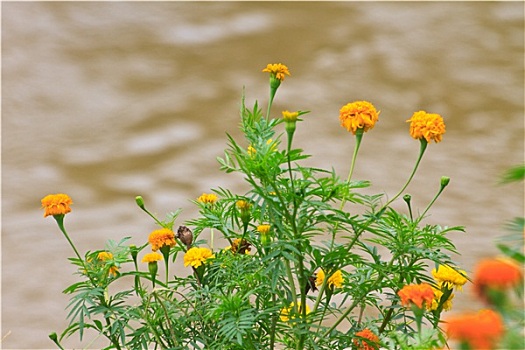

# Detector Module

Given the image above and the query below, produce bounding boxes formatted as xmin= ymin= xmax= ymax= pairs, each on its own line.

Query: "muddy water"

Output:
xmin=2 ymin=2 xmax=523 ymax=349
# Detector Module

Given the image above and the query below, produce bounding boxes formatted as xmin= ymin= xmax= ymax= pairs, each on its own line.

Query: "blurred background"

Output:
xmin=2 ymin=2 xmax=523 ymax=349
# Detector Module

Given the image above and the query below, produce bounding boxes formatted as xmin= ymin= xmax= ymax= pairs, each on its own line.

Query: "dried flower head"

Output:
xmin=176 ymin=225 xmax=194 ymax=249
xmin=316 ymin=269 xmax=344 ymax=289
xmin=148 ymin=228 xmax=176 ymax=251
xmin=197 ymin=193 xmax=218 ymax=205
xmin=141 ymin=252 xmax=163 ymax=263
xmin=226 ymin=238 xmax=251 ymax=255
xmin=432 ymin=265 xmax=468 ymax=291
xmin=41 ymin=193 xmax=73 ymax=217
xmin=184 ymin=247 xmax=214 ymax=268
xmin=279 ymin=301 xmax=311 ymax=322
xmin=398 ymin=283 xmax=434 ymax=309
xmin=353 ymin=328 xmax=380 ymax=350
xmin=262 ymin=63 xmax=290 ymax=82
xmin=446 ymin=309 xmax=504 ymax=349
xmin=406 ymin=110 xmax=446 ymax=143
xmin=339 ymin=101 xmax=380 ymax=135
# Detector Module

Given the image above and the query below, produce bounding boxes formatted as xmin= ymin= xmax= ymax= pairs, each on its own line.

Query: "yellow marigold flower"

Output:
xmin=398 ymin=283 xmax=434 ymax=309
xmin=97 ymin=251 xmax=119 ymax=277
xmin=197 ymin=193 xmax=218 ymax=205
xmin=262 ymin=63 xmax=290 ymax=82
xmin=279 ymin=301 xmax=311 ymax=322
xmin=406 ymin=110 xmax=446 ymax=143
xmin=257 ymin=224 xmax=271 ymax=235
xmin=339 ymin=101 xmax=379 ymax=135
xmin=316 ymin=269 xmax=344 ymax=289
xmin=236 ymin=199 xmax=251 ymax=211
xmin=142 ymin=252 xmax=163 ymax=263
xmin=282 ymin=110 xmax=299 ymax=122
xmin=353 ymin=328 xmax=380 ymax=350
xmin=184 ymin=247 xmax=214 ymax=268
xmin=429 ymin=287 xmax=454 ymax=312
xmin=432 ymin=265 xmax=468 ymax=291
xmin=148 ymin=228 xmax=176 ymax=251
xmin=446 ymin=309 xmax=505 ymax=350
xmin=473 ymin=258 xmax=522 ymax=298
xmin=247 ymin=145 xmax=256 ymax=157
xmin=41 ymin=193 xmax=73 ymax=217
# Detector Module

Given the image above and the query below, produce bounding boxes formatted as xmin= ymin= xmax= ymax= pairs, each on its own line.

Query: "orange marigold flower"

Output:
xmin=148 ymin=228 xmax=176 ymax=251
xmin=279 ymin=301 xmax=311 ymax=322
xmin=197 ymin=193 xmax=218 ymax=205
xmin=398 ymin=283 xmax=434 ymax=309
xmin=432 ymin=265 xmax=468 ymax=291
xmin=446 ymin=309 xmax=504 ymax=349
xmin=353 ymin=328 xmax=380 ymax=350
xmin=142 ymin=252 xmax=163 ymax=263
xmin=316 ymin=269 xmax=344 ymax=289
xmin=262 ymin=63 xmax=290 ymax=82
xmin=184 ymin=247 xmax=214 ymax=268
xmin=406 ymin=110 xmax=446 ymax=143
xmin=473 ymin=258 xmax=522 ymax=295
xmin=41 ymin=193 xmax=73 ymax=217
xmin=339 ymin=101 xmax=379 ymax=135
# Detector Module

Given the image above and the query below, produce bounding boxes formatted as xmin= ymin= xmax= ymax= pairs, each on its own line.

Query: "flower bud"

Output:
xmin=135 ymin=195 xmax=145 ymax=210
xmin=440 ymin=176 xmax=450 ymax=188
xmin=130 ymin=244 xmax=138 ymax=262
xmin=403 ymin=194 xmax=412 ymax=204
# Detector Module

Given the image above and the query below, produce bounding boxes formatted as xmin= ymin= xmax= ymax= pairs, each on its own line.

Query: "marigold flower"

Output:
xmin=473 ymin=258 xmax=522 ymax=296
xmin=142 ymin=252 xmax=163 ymax=263
xmin=148 ymin=228 xmax=176 ymax=251
xmin=446 ymin=309 xmax=504 ymax=349
xmin=257 ymin=224 xmax=271 ymax=235
xmin=398 ymin=283 xmax=434 ymax=309
xmin=432 ymin=265 xmax=468 ymax=291
xmin=282 ymin=110 xmax=299 ymax=122
xmin=406 ymin=110 xmax=446 ymax=143
xmin=353 ymin=328 xmax=380 ymax=350
xmin=96 ymin=251 xmax=118 ymax=277
xmin=236 ymin=199 xmax=251 ymax=211
xmin=262 ymin=63 xmax=290 ymax=82
xmin=429 ymin=287 xmax=454 ymax=312
xmin=225 ymin=238 xmax=251 ymax=255
xmin=279 ymin=301 xmax=311 ymax=322
xmin=184 ymin=247 xmax=214 ymax=268
xmin=41 ymin=193 xmax=73 ymax=217
xmin=197 ymin=193 xmax=218 ymax=205
xmin=339 ymin=101 xmax=379 ymax=135
xmin=316 ymin=269 xmax=344 ymax=289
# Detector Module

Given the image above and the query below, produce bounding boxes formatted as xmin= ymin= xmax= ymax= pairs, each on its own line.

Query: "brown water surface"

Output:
xmin=2 ymin=2 xmax=524 ymax=349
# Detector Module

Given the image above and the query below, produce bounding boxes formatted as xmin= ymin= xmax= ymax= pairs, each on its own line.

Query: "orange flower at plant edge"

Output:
xmin=446 ymin=309 xmax=504 ymax=350
xmin=262 ymin=63 xmax=290 ymax=82
xmin=473 ymin=258 xmax=522 ymax=296
xmin=41 ymin=193 xmax=73 ymax=217
xmin=339 ymin=101 xmax=379 ymax=135
xmin=353 ymin=328 xmax=380 ymax=350
xmin=184 ymin=247 xmax=214 ymax=268
xmin=398 ymin=283 xmax=434 ymax=309
xmin=406 ymin=110 xmax=446 ymax=143
xmin=148 ymin=228 xmax=176 ymax=251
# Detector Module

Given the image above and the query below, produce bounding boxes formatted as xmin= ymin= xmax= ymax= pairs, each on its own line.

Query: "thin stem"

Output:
xmin=415 ymin=184 xmax=447 ymax=225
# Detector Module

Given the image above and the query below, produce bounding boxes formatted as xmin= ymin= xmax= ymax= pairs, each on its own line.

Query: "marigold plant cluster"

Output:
xmin=43 ymin=64 xmax=523 ymax=350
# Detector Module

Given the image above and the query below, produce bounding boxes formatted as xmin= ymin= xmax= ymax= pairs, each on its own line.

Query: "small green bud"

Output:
xmin=130 ymin=244 xmax=138 ymax=261
xmin=49 ymin=332 xmax=58 ymax=342
xmin=403 ymin=194 xmax=412 ymax=203
xmin=135 ymin=195 xmax=145 ymax=210
xmin=440 ymin=176 xmax=450 ymax=188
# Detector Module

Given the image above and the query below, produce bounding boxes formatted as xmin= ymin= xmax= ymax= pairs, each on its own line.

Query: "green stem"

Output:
xmin=382 ymin=138 xmax=428 ymax=210
xmin=266 ymin=86 xmax=277 ymax=120
xmin=415 ymin=182 xmax=447 ymax=225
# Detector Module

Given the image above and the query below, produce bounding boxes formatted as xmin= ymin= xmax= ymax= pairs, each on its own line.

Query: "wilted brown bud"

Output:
xmin=176 ymin=225 xmax=193 ymax=249
xmin=305 ymin=274 xmax=318 ymax=294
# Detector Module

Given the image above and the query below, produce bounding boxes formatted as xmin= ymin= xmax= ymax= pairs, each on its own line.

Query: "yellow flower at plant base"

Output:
xmin=197 ymin=193 xmax=218 ymax=205
xmin=184 ymin=247 xmax=214 ymax=268
xmin=316 ymin=269 xmax=344 ymax=289
xmin=339 ymin=101 xmax=380 ymax=135
xmin=429 ymin=287 xmax=454 ymax=312
xmin=148 ymin=228 xmax=176 ymax=251
xmin=41 ymin=193 xmax=73 ymax=217
xmin=406 ymin=110 xmax=446 ymax=143
xmin=353 ymin=328 xmax=380 ymax=350
xmin=262 ymin=63 xmax=290 ymax=82
xmin=97 ymin=251 xmax=119 ymax=277
xmin=141 ymin=252 xmax=163 ymax=263
xmin=432 ymin=265 xmax=468 ymax=291
xmin=398 ymin=283 xmax=435 ymax=309
xmin=279 ymin=301 xmax=311 ymax=322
